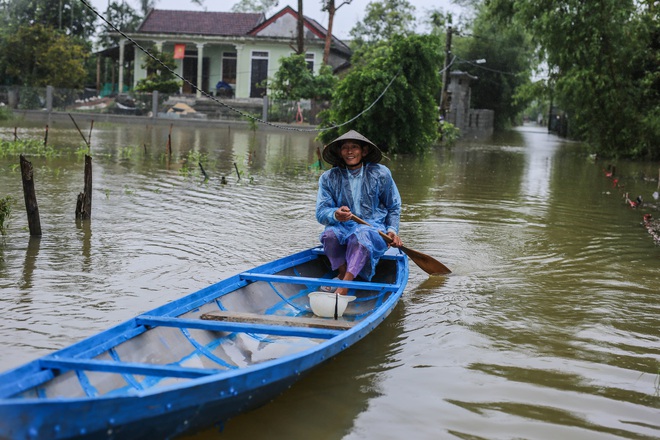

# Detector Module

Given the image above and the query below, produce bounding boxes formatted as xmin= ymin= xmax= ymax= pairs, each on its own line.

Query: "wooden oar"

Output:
xmin=350 ymin=214 xmax=451 ymax=275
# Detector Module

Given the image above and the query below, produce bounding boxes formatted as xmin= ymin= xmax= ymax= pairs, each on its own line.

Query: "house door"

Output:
xmin=182 ymin=57 xmax=210 ymax=94
xmin=250 ymin=52 xmax=268 ymax=98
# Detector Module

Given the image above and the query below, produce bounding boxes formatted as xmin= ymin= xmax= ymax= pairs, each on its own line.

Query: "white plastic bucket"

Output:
xmin=308 ymin=291 xmax=356 ymax=318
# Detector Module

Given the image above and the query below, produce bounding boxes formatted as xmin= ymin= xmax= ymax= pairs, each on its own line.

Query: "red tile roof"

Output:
xmin=137 ymin=10 xmax=265 ymax=36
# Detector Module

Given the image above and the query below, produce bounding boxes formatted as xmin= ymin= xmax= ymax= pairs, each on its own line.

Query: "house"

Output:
xmin=113 ymin=6 xmax=351 ymax=99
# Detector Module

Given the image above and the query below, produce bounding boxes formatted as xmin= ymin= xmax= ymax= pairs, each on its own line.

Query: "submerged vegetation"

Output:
xmin=0 ymin=195 xmax=14 ymax=235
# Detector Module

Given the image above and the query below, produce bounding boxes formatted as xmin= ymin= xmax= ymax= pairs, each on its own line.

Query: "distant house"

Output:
xmin=446 ymin=71 xmax=494 ymax=138
xmin=113 ymin=6 xmax=351 ymax=99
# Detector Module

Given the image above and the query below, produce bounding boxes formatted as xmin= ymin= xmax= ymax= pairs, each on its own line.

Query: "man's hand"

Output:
xmin=387 ymin=231 xmax=403 ymax=248
xmin=335 ymin=206 xmax=352 ymax=222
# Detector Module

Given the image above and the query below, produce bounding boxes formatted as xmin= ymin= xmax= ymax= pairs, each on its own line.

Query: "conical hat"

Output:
xmin=322 ymin=130 xmax=383 ymax=167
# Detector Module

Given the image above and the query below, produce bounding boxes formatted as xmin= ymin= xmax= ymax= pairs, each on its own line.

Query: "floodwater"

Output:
xmin=0 ymin=120 xmax=658 ymax=439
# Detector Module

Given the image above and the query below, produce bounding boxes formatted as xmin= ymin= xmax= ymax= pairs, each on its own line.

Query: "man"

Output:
xmin=316 ymin=130 xmax=403 ymax=295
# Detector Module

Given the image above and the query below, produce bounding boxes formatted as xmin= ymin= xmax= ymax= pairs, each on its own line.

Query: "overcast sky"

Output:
xmin=89 ymin=0 xmax=468 ymax=39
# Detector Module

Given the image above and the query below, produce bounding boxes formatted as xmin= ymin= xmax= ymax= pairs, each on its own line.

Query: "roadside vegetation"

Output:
xmin=0 ymin=0 xmax=657 ymax=158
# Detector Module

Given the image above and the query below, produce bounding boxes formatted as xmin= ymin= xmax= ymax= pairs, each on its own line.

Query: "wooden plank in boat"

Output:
xmin=201 ymin=311 xmax=355 ymax=331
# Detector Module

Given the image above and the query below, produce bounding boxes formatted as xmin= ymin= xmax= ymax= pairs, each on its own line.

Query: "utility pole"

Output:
xmin=440 ymin=26 xmax=453 ymax=121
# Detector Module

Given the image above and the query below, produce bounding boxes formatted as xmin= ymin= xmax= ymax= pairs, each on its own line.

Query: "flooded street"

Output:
xmin=0 ymin=120 xmax=658 ymax=439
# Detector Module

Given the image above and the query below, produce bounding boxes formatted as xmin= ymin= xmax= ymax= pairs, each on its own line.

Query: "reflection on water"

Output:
xmin=0 ymin=122 xmax=658 ymax=439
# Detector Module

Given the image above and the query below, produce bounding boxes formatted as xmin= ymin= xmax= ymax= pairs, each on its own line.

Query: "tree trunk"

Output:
xmin=297 ymin=0 xmax=304 ymax=54
xmin=323 ymin=1 xmax=336 ymax=65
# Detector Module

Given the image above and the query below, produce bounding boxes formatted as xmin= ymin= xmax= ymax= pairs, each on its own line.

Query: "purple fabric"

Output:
xmin=321 ymin=230 xmax=370 ymax=278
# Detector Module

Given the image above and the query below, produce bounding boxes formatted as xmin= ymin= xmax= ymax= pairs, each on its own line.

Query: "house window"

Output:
xmin=305 ymin=53 xmax=315 ymax=72
xmin=222 ymin=52 xmax=237 ymax=85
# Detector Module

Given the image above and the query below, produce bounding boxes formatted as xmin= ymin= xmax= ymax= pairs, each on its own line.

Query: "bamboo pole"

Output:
xmin=88 ymin=120 xmax=94 ymax=150
xmin=68 ymin=113 xmax=90 ymax=149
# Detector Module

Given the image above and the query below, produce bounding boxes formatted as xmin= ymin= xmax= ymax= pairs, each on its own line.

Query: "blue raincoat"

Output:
xmin=316 ymin=162 xmax=401 ymax=280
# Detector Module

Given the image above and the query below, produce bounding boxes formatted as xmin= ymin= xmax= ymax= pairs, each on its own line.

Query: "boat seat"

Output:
xmin=199 ymin=311 xmax=355 ymax=330
xmin=136 ymin=315 xmax=349 ymax=339
xmin=238 ymin=272 xmax=397 ymax=292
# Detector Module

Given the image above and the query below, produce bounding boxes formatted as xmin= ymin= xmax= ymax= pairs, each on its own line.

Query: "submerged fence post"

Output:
xmin=152 ymin=91 xmax=159 ymax=119
xmin=20 ymin=155 xmax=42 ymax=236
xmin=46 ymin=85 xmax=53 ymax=113
xmin=262 ymin=95 xmax=268 ymax=123
xmin=75 ymin=155 xmax=93 ymax=220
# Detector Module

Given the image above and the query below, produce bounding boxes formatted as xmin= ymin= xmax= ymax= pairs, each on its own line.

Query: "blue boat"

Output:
xmin=0 ymin=246 xmax=409 ymax=439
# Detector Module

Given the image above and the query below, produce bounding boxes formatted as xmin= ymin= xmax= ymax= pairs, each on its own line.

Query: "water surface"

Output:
xmin=0 ymin=121 xmax=658 ymax=439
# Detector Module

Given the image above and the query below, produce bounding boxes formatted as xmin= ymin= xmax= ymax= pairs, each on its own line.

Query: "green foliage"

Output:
xmin=98 ymin=1 xmax=143 ymax=49
xmin=268 ymin=54 xmax=336 ymax=100
xmin=350 ymin=0 xmax=416 ymax=45
xmin=231 ymin=0 xmax=279 ymax=13
xmin=487 ymin=0 xmax=660 ymax=159
xmin=0 ymin=106 xmax=13 ymax=121
xmin=2 ymin=0 xmax=98 ymax=40
xmin=0 ymin=195 xmax=15 ymax=236
xmin=0 ymin=23 xmax=88 ymax=88
xmin=439 ymin=121 xmax=460 ymax=145
xmin=0 ymin=139 xmax=57 ymax=158
xmin=454 ymin=4 xmax=534 ymax=130
xmin=134 ymin=50 xmax=182 ymax=94
xmin=319 ymin=34 xmax=442 ymax=154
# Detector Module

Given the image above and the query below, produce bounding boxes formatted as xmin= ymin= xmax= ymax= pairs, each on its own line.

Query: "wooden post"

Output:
xmin=19 ymin=155 xmax=42 ymax=236
xmin=75 ymin=155 xmax=93 ymax=220
xmin=233 ymin=162 xmax=241 ymax=181
xmin=44 ymin=125 xmax=49 ymax=147
xmin=14 ymin=127 xmax=18 ymax=141
xmin=166 ymin=123 xmax=173 ymax=156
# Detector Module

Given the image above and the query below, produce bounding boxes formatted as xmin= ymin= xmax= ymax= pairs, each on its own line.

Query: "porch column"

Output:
xmin=118 ymin=39 xmax=125 ymax=94
xmin=196 ymin=43 xmax=205 ymax=98
xmin=234 ymin=44 xmax=246 ymax=98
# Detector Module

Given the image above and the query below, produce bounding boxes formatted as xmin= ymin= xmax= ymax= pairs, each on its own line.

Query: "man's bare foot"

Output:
xmin=336 ymin=271 xmax=355 ymax=295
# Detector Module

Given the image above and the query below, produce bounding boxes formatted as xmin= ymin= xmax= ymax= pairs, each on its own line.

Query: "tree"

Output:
xmin=487 ymin=0 xmax=660 ymax=159
xmin=349 ymin=0 xmax=416 ymax=46
xmin=319 ymin=34 xmax=442 ymax=154
xmin=98 ymin=1 xmax=142 ymax=49
xmin=231 ymin=0 xmax=279 ymax=14
xmin=0 ymin=23 xmax=87 ymax=88
xmin=269 ymin=53 xmax=336 ymax=100
xmin=2 ymin=0 xmax=98 ymax=40
xmin=321 ymin=0 xmax=352 ymax=65
xmin=134 ymin=50 xmax=181 ymax=93
xmin=454 ymin=4 xmax=534 ymax=129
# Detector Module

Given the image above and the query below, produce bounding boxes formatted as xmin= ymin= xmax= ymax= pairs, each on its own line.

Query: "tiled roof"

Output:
xmin=137 ymin=10 xmax=265 ymax=36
